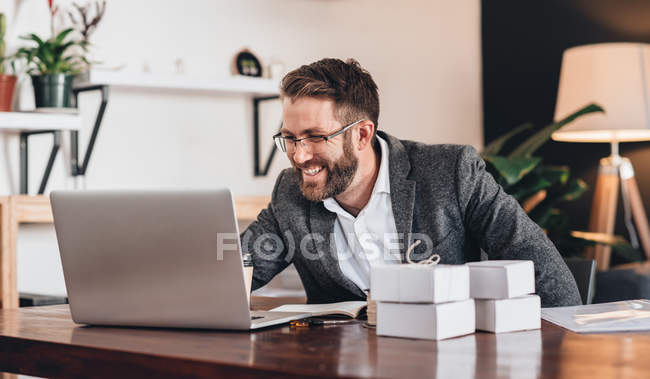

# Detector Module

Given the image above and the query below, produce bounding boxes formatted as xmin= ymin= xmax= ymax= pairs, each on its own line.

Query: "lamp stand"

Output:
xmin=586 ymin=141 xmax=650 ymax=270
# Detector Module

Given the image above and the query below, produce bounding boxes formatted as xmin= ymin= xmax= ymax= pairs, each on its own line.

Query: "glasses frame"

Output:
xmin=273 ymin=119 xmax=364 ymax=153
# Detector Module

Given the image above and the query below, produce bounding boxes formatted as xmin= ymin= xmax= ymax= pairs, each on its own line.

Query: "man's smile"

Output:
xmin=302 ymin=166 xmax=324 ymax=177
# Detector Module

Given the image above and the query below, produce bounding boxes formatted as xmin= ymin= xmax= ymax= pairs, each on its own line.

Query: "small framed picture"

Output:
xmin=232 ymin=48 xmax=263 ymax=77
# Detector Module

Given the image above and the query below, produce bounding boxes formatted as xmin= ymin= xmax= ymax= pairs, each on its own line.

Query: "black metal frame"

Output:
xmin=253 ymin=95 xmax=281 ymax=177
xmin=19 ymin=130 xmax=61 ymax=194
xmin=18 ymin=84 xmax=109 ymax=194
xmin=70 ymin=85 xmax=109 ymax=176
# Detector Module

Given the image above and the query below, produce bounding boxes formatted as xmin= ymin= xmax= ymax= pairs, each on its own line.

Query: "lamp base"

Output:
xmin=586 ymin=155 xmax=650 ymax=270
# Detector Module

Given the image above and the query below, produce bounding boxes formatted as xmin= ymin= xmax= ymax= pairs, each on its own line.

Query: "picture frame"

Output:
xmin=232 ymin=48 xmax=263 ymax=77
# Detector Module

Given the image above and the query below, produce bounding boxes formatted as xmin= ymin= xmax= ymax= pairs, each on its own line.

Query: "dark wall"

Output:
xmin=482 ymin=0 xmax=650 ymax=237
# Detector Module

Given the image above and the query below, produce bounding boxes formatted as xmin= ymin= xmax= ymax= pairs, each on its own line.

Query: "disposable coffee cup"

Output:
xmin=243 ymin=253 xmax=253 ymax=303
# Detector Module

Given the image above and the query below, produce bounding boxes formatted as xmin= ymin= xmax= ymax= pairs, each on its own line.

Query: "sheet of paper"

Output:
xmin=270 ymin=301 xmax=367 ymax=318
xmin=541 ymin=299 xmax=650 ymax=333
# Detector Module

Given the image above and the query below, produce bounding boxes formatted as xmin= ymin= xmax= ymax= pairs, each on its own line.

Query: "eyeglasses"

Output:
xmin=273 ymin=119 xmax=364 ymax=154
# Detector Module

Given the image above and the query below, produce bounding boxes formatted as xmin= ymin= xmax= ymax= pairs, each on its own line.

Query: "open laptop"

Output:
xmin=50 ymin=189 xmax=309 ymax=330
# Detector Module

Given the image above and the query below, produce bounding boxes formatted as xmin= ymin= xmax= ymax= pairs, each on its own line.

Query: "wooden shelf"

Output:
xmin=75 ymin=70 xmax=281 ymax=96
xmin=0 ymin=112 xmax=82 ymax=133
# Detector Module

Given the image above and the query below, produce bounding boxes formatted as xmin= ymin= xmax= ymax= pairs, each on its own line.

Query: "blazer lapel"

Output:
xmin=308 ymin=201 xmax=366 ymax=297
xmin=381 ymin=132 xmax=417 ymax=262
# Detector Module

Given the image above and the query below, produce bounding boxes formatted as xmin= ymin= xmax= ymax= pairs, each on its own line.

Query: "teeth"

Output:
xmin=304 ymin=167 xmax=323 ymax=175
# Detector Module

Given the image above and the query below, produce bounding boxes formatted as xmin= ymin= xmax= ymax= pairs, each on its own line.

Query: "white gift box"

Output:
xmin=475 ymin=295 xmax=541 ymax=333
xmin=370 ymin=264 xmax=470 ymax=303
xmin=377 ymin=299 xmax=475 ymax=340
xmin=468 ymin=260 xmax=535 ymax=299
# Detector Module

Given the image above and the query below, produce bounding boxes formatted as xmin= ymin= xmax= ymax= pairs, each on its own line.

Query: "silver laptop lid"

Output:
xmin=50 ymin=189 xmax=251 ymax=329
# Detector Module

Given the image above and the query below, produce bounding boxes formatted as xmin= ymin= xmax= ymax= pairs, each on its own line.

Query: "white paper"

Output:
xmin=541 ymin=299 xmax=650 ymax=333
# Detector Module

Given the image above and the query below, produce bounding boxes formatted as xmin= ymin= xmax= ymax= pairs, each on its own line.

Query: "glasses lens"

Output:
xmin=303 ymin=136 xmax=326 ymax=152
xmin=275 ymin=136 xmax=327 ymax=154
xmin=274 ymin=136 xmax=287 ymax=152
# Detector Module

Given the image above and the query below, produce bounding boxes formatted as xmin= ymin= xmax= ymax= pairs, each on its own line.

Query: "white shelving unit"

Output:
xmin=0 ymin=111 xmax=83 ymax=194
xmin=75 ymin=70 xmax=282 ymax=176
xmin=0 ymin=112 xmax=82 ymax=133
xmin=75 ymin=70 xmax=281 ymax=96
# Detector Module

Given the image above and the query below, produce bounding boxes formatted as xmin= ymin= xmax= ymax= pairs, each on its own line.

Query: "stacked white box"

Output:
xmin=377 ymin=299 xmax=475 ymax=340
xmin=474 ymin=295 xmax=541 ymax=333
xmin=371 ymin=264 xmax=475 ymax=341
xmin=468 ymin=260 xmax=535 ymax=299
xmin=469 ymin=260 xmax=541 ymax=333
xmin=371 ymin=264 xmax=470 ymax=303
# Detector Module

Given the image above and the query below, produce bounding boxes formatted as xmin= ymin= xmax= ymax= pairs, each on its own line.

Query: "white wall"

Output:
xmin=1 ymin=0 xmax=482 ymax=296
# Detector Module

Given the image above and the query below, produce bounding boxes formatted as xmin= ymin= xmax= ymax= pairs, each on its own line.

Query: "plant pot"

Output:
xmin=0 ymin=74 xmax=18 ymax=112
xmin=31 ymin=74 xmax=76 ymax=109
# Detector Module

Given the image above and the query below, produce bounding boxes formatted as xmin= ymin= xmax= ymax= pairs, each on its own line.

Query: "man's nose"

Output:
xmin=291 ymin=142 xmax=312 ymax=165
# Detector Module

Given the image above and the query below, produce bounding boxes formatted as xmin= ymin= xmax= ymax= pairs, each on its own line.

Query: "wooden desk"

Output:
xmin=0 ymin=195 xmax=270 ymax=309
xmin=1 ymin=297 xmax=650 ymax=378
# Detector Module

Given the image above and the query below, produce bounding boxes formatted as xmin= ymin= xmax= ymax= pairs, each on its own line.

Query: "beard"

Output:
xmin=293 ymin=134 xmax=358 ymax=202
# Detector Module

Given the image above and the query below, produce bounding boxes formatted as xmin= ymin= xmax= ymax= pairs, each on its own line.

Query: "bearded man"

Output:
xmin=241 ymin=58 xmax=581 ymax=307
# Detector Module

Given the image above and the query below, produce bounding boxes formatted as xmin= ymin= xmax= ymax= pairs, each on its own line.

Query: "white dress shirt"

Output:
xmin=322 ymin=136 xmax=401 ymax=292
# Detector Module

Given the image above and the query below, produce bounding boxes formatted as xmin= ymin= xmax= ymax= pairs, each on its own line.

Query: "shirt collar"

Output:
xmin=373 ymin=135 xmax=391 ymax=195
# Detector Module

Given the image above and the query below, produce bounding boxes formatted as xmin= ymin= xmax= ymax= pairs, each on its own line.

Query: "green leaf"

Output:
xmin=482 ymin=122 xmax=534 ymax=156
xmin=53 ymin=41 xmax=75 ymax=62
xmin=539 ymin=165 xmax=570 ymax=186
xmin=20 ymin=33 xmax=45 ymax=46
xmin=510 ymin=174 xmax=552 ymax=200
xmin=509 ymin=103 xmax=605 ymax=158
xmin=483 ymin=155 xmax=542 ymax=186
xmin=542 ymin=209 xmax=568 ymax=232
xmin=17 ymin=28 xmax=89 ymax=75
xmin=559 ymin=179 xmax=588 ymax=202
xmin=54 ymin=28 xmax=74 ymax=45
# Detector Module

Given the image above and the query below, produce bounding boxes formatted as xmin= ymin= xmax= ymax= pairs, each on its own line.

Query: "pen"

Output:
xmin=290 ymin=318 xmax=357 ymax=327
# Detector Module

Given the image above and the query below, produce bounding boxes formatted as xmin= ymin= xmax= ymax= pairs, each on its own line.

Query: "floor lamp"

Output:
xmin=553 ymin=43 xmax=650 ymax=271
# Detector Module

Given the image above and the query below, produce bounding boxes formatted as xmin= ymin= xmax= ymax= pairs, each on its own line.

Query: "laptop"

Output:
xmin=50 ymin=189 xmax=309 ymax=330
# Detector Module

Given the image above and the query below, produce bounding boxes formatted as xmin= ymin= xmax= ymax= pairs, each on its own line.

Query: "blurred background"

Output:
xmin=2 ymin=0 xmax=649 ymax=303
xmin=0 ymin=0 xmax=481 ymax=298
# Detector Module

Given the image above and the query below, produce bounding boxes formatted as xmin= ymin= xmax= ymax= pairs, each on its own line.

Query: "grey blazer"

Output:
xmin=241 ymin=131 xmax=581 ymax=307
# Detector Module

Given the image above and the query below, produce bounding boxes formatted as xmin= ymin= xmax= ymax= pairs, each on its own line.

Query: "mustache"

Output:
xmin=292 ymin=159 xmax=329 ymax=171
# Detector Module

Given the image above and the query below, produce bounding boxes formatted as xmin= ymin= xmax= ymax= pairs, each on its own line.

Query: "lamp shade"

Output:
xmin=553 ymin=43 xmax=650 ymax=143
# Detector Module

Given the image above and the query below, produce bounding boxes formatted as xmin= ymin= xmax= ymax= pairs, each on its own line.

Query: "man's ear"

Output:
xmin=356 ymin=121 xmax=375 ymax=150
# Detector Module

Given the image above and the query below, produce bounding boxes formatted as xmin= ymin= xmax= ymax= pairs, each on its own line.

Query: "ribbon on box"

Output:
xmin=406 ymin=240 xmax=458 ymax=303
xmin=405 ymin=240 xmax=441 ymax=265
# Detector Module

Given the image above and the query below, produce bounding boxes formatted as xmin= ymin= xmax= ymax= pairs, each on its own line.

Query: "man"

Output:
xmin=241 ymin=58 xmax=581 ymax=307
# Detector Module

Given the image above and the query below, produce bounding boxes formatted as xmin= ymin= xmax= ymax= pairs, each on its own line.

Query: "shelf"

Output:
xmin=75 ymin=70 xmax=281 ymax=96
xmin=0 ymin=112 xmax=82 ymax=133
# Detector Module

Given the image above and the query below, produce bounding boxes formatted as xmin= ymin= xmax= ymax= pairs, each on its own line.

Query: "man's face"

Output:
xmin=281 ymin=97 xmax=358 ymax=201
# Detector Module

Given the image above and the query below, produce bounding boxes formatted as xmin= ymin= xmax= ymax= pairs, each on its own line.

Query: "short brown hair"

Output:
xmin=280 ymin=58 xmax=380 ymax=145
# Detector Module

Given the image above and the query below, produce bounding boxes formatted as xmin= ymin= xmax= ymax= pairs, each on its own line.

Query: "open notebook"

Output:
xmin=270 ymin=301 xmax=367 ymax=318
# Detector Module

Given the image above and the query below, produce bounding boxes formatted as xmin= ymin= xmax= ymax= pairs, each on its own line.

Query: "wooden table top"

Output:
xmin=1 ymin=297 xmax=650 ymax=378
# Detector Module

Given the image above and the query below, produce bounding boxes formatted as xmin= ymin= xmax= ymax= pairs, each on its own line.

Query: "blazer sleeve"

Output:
xmin=240 ymin=170 xmax=291 ymax=291
xmin=455 ymin=145 xmax=582 ymax=307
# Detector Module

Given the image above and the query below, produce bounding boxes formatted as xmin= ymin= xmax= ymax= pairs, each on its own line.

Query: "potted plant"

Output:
xmin=67 ymin=0 xmax=106 ymax=81
xmin=0 ymin=13 xmax=18 ymax=112
xmin=482 ymin=103 xmax=644 ymax=263
xmin=17 ymin=28 xmax=87 ymax=110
